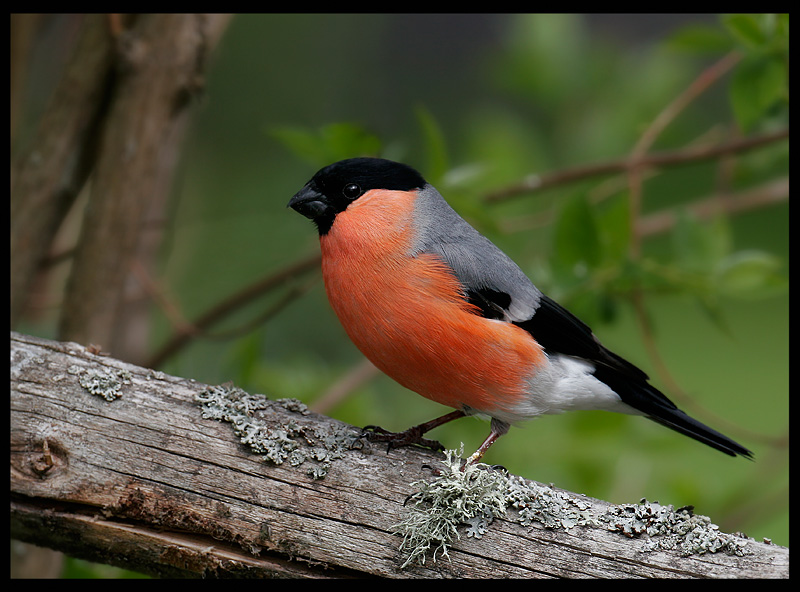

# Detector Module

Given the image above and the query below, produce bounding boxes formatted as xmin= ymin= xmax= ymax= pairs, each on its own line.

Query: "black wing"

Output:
xmin=466 ymin=289 xmax=753 ymax=458
xmin=514 ymin=294 xmax=651 ymax=384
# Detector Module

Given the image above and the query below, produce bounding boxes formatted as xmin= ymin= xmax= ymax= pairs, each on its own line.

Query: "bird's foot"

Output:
xmin=360 ymin=424 xmax=445 ymax=453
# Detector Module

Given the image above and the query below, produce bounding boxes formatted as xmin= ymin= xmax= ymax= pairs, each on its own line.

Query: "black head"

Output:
xmin=288 ymin=157 xmax=426 ymax=235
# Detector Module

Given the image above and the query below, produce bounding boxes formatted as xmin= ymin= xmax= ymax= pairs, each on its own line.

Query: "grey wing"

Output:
xmin=430 ymin=238 xmax=542 ymax=322
xmin=410 ymin=184 xmax=647 ymax=381
xmin=410 ymin=184 xmax=542 ymax=323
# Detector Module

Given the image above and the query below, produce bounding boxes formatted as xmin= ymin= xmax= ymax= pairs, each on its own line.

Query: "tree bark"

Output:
xmin=10 ymin=14 xmax=231 ymax=364
xmin=10 ymin=14 xmax=116 ymax=325
xmin=57 ymin=14 xmax=230 ymax=361
xmin=10 ymin=332 xmax=789 ymax=578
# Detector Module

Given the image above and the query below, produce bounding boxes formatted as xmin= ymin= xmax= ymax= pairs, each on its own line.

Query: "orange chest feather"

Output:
xmin=318 ymin=190 xmax=546 ymax=414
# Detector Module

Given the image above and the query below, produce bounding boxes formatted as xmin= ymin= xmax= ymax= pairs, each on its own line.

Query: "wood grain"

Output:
xmin=11 ymin=332 xmax=788 ymax=578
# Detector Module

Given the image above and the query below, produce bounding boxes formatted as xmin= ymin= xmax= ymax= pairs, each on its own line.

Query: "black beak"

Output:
xmin=288 ymin=184 xmax=336 ymax=235
xmin=288 ymin=185 xmax=330 ymax=220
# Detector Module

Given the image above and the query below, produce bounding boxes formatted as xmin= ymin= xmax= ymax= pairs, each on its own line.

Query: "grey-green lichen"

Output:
xmin=73 ymin=365 xmax=132 ymax=401
xmin=394 ymin=446 xmax=751 ymax=567
xmin=599 ymin=499 xmax=750 ymax=556
xmin=394 ymin=447 xmax=508 ymax=567
xmin=195 ymin=384 xmax=359 ymax=479
xmin=505 ymin=472 xmax=595 ymax=530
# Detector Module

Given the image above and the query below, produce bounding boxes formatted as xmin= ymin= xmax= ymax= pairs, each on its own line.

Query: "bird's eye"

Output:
xmin=343 ymin=183 xmax=362 ymax=200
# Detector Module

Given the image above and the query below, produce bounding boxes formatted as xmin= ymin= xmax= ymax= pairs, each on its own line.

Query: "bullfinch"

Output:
xmin=288 ymin=157 xmax=752 ymax=463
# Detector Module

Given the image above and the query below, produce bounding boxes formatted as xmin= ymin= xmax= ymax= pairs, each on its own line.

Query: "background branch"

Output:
xmin=145 ymin=254 xmax=321 ymax=368
xmin=483 ymin=128 xmax=788 ymax=203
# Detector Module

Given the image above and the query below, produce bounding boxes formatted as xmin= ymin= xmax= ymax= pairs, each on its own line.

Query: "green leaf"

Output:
xmin=596 ymin=193 xmax=631 ymax=264
xmin=730 ymin=55 xmax=788 ymax=131
xmin=271 ymin=122 xmax=381 ymax=167
xmin=666 ymin=24 xmax=734 ymax=54
xmin=723 ymin=14 xmax=767 ymax=49
xmin=775 ymin=13 xmax=790 ymax=45
xmin=671 ymin=211 xmax=731 ymax=274
xmin=321 ymin=122 xmax=382 ymax=161
xmin=714 ymin=250 xmax=786 ymax=297
xmin=414 ymin=105 xmax=449 ymax=185
xmin=553 ymin=194 xmax=602 ymax=278
xmin=692 ymin=292 xmax=732 ymax=336
xmin=270 ymin=126 xmax=330 ymax=166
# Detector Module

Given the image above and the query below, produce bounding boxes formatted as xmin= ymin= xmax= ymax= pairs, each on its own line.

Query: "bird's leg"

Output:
xmin=466 ymin=418 xmax=510 ymax=465
xmin=362 ymin=409 xmax=466 ymax=452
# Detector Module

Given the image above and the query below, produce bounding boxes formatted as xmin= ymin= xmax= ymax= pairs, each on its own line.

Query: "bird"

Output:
xmin=288 ymin=157 xmax=752 ymax=464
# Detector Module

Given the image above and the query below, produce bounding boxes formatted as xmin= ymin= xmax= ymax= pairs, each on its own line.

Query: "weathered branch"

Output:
xmin=10 ymin=332 xmax=788 ymax=578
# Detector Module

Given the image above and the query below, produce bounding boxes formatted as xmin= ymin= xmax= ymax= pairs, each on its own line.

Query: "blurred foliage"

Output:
xmin=270 ymin=122 xmax=382 ymax=168
xmin=14 ymin=15 xmax=787 ymax=575
xmin=670 ymin=14 xmax=789 ymax=131
xmin=61 ymin=558 xmax=149 ymax=579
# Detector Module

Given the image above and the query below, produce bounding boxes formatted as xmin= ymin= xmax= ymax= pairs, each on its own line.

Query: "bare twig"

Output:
xmin=621 ymin=51 xmax=780 ymax=446
xmin=631 ymin=51 xmax=743 ymax=158
xmin=497 ymin=176 xmax=787 ymax=237
xmin=310 ymin=358 xmax=381 ymax=415
xmin=146 ymin=254 xmax=321 ymax=368
xmin=628 ymin=51 xmax=744 ymax=257
xmin=635 ymin=176 xmax=788 ymax=237
xmin=483 ymin=128 xmax=788 ymax=203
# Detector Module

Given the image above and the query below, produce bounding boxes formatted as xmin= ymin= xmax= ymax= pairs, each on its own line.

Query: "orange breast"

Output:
xmin=320 ymin=189 xmax=546 ymax=415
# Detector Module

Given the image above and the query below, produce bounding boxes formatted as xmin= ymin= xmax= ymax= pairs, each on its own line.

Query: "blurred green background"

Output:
xmin=19 ymin=15 xmax=789 ymax=572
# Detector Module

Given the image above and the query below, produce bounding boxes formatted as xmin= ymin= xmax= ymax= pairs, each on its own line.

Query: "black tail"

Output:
xmin=517 ymin=294 xmax=752 ymax=458
xmin=593 ymin=365 xmax=753 ymax=458
xmin=645 ymin=406 xmax=753 ymax=458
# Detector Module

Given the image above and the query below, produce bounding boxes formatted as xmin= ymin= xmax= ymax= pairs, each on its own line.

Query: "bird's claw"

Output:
xmin=360 ymin=425 xmax=445 ymax=453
